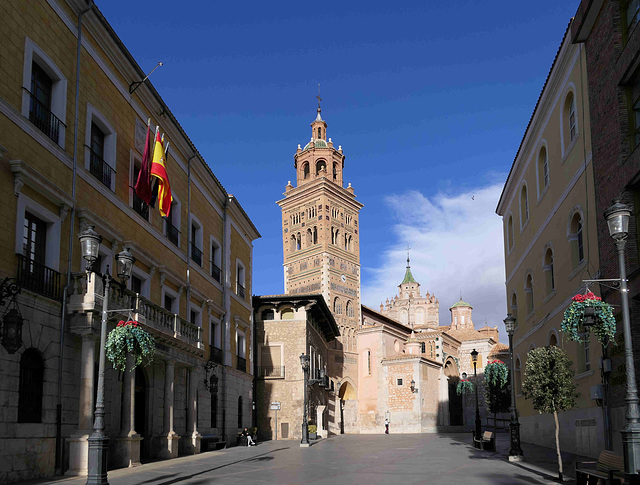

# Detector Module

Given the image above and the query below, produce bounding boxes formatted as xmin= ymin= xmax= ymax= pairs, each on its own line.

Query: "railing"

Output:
xmin=16 ymin=254 xmax=63 ymax=301
xmin=67 ymin=272 xmax=203 ymax=351
xmin=258 ymin=366 xmax=285 ymax=378
xmin=132 ymin=192 xmax=149 ymax=220
xmin=25 ymin=89 xmax=63 ymax=144
xmin=211 ymin=263 xmax=221 ymax=283
xmin=88 ymin=148 xmax=115 ymax=189
xmin=191 ymin=243 xmax=202 ymax=266
xmin=237 ymin=283 xmax=245 ymax=299
xmin=210 ymin=346 xmax=223 ymax=364
xmin=236 ymin=356 xmax=246 ymax=372
xmin=166 ymin=223 xmax=180 ymax=247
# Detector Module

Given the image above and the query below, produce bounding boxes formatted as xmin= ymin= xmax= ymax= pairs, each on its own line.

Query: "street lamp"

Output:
xmin=79 ymin=226 xmax=134 ymax=485
xmin=504 ymin=314 xmax=524 ymax=461
xmin=604 ymin=200 xmax=640 ymax=479
xmin=299 ymin=353 xmax=310 ymax=447
xmin=410 ymin=379 xmax=418 ymax=394
xmin=471 ymin=349 xmax=482 ymax=445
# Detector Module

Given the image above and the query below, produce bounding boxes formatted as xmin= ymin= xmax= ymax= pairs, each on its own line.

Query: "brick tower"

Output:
xmin=277 ymin=102 xmax=363 ymax=331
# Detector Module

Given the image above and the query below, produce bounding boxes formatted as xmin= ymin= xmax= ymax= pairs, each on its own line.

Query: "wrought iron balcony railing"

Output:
xmin=211 ymin=263 xmax=221 ymax=283
xmin=210 ymin=346 xmax=223 ymax=364
xmin=25 ymin=89 xmax=64 ymax=144
xmin=166 ymin=222 xmax=180 ymax=247
xmin=258 ymin=366 xmax=285 ymax=378
xmin=16 ymin=253 xmax=63 ymax=301
xmin=237 ymin=283 xmax=245 ymax=299
xmin=67 ymin=272 xmax=203 ymax=351
xmin=236 ymin=356 xmax=246 ymax=372
xmin=88 ymin=148 xmax=115 ymax=189
xmin=132 ymin=192 xmax=149 ymax=220
xmin=191 ymin=243 xmax=202 ymax=266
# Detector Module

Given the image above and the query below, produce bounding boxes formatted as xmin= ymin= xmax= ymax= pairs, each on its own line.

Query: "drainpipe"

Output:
xmin=55 ymin=0 xmax=94 ymax=475
xmin=221 ymin=195 xmax=231 ymax=444
xmin=185 ymin=154 xmax=195 ymax=319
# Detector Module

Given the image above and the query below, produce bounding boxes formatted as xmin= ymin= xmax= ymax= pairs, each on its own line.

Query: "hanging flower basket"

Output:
xmin=560 ymin=292 xmax=616 ymax=346
xmin=485 ymin=360 xmax=509 ymax=388
xmin=456 ymin=379 xmax=474 ymax=395
xmin=105 ymin=320 xmax=155 ymax=372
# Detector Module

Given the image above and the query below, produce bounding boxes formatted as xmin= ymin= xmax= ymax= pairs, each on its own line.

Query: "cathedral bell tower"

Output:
xmin=277 ymin=102 xmax=363 ymax=330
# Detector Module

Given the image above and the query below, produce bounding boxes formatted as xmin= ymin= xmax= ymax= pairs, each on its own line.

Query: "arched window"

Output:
xmin=316 ymin=160 xmax=326 ymax=174
xmin=317 ymin=127 xmax=322 ymax=139
xmin=334 ymin=297 xmax=342 ymax=314
xmin=507 ymin=215 xmax=514 ymax=251
xmin=538 ymin=146 xmax=549 ymax=194
xmin=400 ymin=309 xmax=408 ymax=325
xmin=306 ymin=228 xmax=313 ymax=246
xmin=415 ymin=308 xmax=425 ymax=325
xmin=333 ymin=162 xmax=338 ymax=180
xmin=544 ymin=247 xmax=555 ymax=295
xmin=237 ymin=396 xmax=243 ymax=428
xmin=510 ymin=292 xmax=518 ymax=323
xmin=261 ymin=309 xmax=274 ymax=320
xmin=18 ymin=348 xmax=44 ymax=423
xmin=421 ymin=342 xmax=426 ymax=353
xmin=290 ymin=234 xmax=296 ymax=252
xmin=520 ymin=185 xmax=529 ymax=228
xmin=565 ymin=91 xmax=577 ymax=143
xmin=303 ymin=162 xmax=309 ymax=179
xmin=296 ymin=233 xmax=301 ymax=251
xmin=569 ymin=212 xmax=585 ymax=268
xmin=281 ymin=308 xmax=294 ymax=319
xmin=525 ymin=273 xmax=534 ymax=315
xmin=548 ymin=332 xmax=558 ymax=347
xmin=312 ymin=226 xmax=318 ymax=244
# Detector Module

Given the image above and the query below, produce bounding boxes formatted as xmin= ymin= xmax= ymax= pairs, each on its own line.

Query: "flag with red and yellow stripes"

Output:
xmin=150 ymin=130 xmax=172 ymax=218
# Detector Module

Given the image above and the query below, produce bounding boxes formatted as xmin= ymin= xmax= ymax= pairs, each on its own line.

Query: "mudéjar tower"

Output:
xmin=277 ymin=102 xmax=363 ymax=333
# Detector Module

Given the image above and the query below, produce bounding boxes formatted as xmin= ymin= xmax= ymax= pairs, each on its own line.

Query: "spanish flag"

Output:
xmin=150 ymin=130 xmax=172 ymax=218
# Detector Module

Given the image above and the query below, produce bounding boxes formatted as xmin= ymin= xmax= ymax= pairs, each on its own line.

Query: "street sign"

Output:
xmin=270 ymin=402 xmax=281 ymax=410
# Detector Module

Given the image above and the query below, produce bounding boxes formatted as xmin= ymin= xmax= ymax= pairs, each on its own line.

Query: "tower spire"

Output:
xmin=401 ymin=246 xmax=416 ymax=284
xmin=316 ymin=84 xmax=323 ymax=121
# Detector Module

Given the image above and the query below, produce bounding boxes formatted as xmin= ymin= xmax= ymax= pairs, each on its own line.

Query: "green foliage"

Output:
xmin=484 ymin=361 xmax=511 ymax=415
xmin=456 ymin=379 xmax=473 ymax=395
xmin=522 ymin=346 xmax=578 ymax=415
xmin=105 ymin=320 xmax=155 ymax=372
xmin=561 ymin=293 xmax=616 ymax=346
xmin=484 ymin=360 xmax=509 ymax=388
xmin=308 ymin=425 xmax=317 ymax=433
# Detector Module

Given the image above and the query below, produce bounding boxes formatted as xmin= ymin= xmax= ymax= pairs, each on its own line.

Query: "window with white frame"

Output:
xmin=210 ymin=236 xmax=222 ymax=283
xmin=189 ymin=214 xmax=203 ymax=267
xmin=236 ymin=328 xmax=247 ymax=372
xmin=85 ymin=104 xmax=117 ymax=191
xmin=162 ymin=286 xmax=179 ymax=314
xmin=189 ymin=303 xmax=202 ymax=328
xmin=22 ymin=38 xmax=67 ymax=146
xmin=129 ymin=265 xmax=150 ymax=299
xmin=520 ymin=185 xmax=529 ymax=228
xmin=537 ymin=146 xmax=549 ymax=196
xmin=236 ymin=260 xmax=246 ymax=299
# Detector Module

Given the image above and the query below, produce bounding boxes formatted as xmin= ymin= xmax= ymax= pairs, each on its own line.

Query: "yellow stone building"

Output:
xmin=496 ymin=21 xmax=604 ymax=457
xmin=0 ymin=1 xmax=259 ymax=482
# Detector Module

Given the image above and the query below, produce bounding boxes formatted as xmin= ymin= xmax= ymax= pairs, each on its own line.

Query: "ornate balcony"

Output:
xmin=26 ymin=89 xmax=64 ymax=144
xmin=88 ymin=148 xmax=115 ymax=189
xmin=16 ymin=254 xmax=63 ymax=301
xmin=67 ymin=272 xmax=203 ymax=353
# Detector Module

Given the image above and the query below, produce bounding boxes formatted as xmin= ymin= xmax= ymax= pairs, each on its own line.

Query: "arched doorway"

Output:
xmin=337 ymin=381 xmax=356 ymax=434
xmin=135 ymin=366 xmax=147 ymax=459
xmin=444 ymin=358 xmax=463 ymax=426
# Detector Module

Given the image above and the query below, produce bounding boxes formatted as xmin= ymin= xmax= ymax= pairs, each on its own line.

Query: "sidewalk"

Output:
xmin=451 ymin=431 xmax=593 ymax=483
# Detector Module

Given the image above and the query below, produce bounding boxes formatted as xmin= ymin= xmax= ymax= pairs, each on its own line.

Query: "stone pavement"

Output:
xmin=22 ymin=432 xmax=592 ymax=485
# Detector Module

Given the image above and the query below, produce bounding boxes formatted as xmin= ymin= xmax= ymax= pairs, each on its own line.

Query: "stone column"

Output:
xmin=160 ymin=360 xmax=179 ymax=459
xmin=66 ymin=333 xmax=96 ymax=476
xmin=185 ymin=367 xmax=202 ymax=454
xmin=114 ymin=354 xmax=142 ymax=467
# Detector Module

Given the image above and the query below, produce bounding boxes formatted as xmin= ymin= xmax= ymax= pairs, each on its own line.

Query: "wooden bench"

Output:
xmin=473 ymin=431 xmax=495 ymax=451
xmin=200 ymin=434 xmax=226 ymax=451
xmin=575 ymin=450 xmax=624 ymax=485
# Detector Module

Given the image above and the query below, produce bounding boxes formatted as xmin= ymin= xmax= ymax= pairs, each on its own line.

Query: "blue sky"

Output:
xmin=99 ymin=1 xmax=579 ymax=340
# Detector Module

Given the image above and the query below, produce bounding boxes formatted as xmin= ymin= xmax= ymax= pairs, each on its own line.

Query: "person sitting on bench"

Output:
xmin=242 ymin=427 xmax=256 ymax=447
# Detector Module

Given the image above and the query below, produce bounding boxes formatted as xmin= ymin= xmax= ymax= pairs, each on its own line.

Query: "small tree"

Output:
xmin=522 ymin=346 xmax=578 ymax=481
xmin=484 ymin=360 xmax=511 ymax=432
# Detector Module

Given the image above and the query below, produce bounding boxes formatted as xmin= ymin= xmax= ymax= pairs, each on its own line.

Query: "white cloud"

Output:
xmin=361 ymin=182 xmax=508 ymax=342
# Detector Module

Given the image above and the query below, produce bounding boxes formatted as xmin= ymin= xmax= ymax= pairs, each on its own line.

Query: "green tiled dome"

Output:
xmin=303 ymin=139 xmax=328 ymax=150
xmin=450 ymin=297 xmax=472 ymax=309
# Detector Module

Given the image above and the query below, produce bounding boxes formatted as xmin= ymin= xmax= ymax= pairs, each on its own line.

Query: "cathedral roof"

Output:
xmin=401 ymin=266 xmax=416 ymax=284
xmin=489 ymin=343 xmax=509 ymax=356
xmin=450 ymin=297 xmax=472 ymax=309
xmin=445 ymin=328 xmax=485 ymax=342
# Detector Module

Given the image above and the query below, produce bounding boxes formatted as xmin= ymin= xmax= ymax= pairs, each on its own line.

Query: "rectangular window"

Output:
xmin=190 ymin=223 xmax=202 ymax=266
xmin=132 ymin=164 xmax=149 ymax=220
xmin=260 ymin=345 xmax=283 ymax=378
xmin=23 ymin=211 xmax=46 ymax=264
xmin=90 ymin=122 xmax=112 ymax=188
xmin=164 ymin=294 xmax=174 ymax=313
xmin=131 ymin=275 xmax=142 ymax=295
xmin=397 ymin=378 xmax=403 ymax=386
xmin=211 ymin=241 xmax=221 ymax=282
xmin=166 ymin=201 xmax=180 ymax=247
xmin=236 ymin=261 xmax=246 ymax=299
xmin=29 ymin=62 xmax=58 ymax=142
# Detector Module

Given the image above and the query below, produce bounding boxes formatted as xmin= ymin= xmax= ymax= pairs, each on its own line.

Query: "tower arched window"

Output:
xmin=507 ymin=215 xmax=514 ymax=251
xmin=18 ymin=348 xmax=44 ymax=423
xmin=346 ymin=300 xmax=354 ymax=317
xmin=334 ymin=297 xmax=342 ymax=314
xmin=569 ymin=211 xmax=585 ymax=268
xmin=525 ymin=273 xmax=534 ymax=315
xmin=333 ymin=163 xmax=338 ymax=180
xmin=510 ymin=292 xmax=518 ymax=323
xmin=544 ymin=247 xmax=555 ymax=295
xmin=317 ymin=127 xmax=321 ymax=139
xmin=313 ymin=226 xmax=318 ymax=244
xmin=316 ymin=160 xmax=326 ymax=175
xmin=303 ymin=162 xmax=309 ymax=179
xmin=565 ymin=91 xmax=577 ymax=142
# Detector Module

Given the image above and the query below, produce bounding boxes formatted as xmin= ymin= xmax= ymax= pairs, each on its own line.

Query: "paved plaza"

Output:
xmin=26 ymin=433 xmax=586 ymax=485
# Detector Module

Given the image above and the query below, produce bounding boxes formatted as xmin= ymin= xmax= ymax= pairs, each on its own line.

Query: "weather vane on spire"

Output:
xmin=317 ymin=84 xmax=322 ymax=108
xmin=406 ymin=245 xmax=411 ymax=266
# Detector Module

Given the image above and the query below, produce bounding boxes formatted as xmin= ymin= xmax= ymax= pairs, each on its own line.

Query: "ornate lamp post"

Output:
xmin=504 ymin=314 xmax=524 ymax=461
xmin=299 ymin=353 xmax=310 ymax=447
xmin=471 ymin=349 xmax=482 ymax=445
xmin=604 ymin=201 xmax=640 ymax=479
xmin=79 ymin=226 xmax=134 ymax=485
